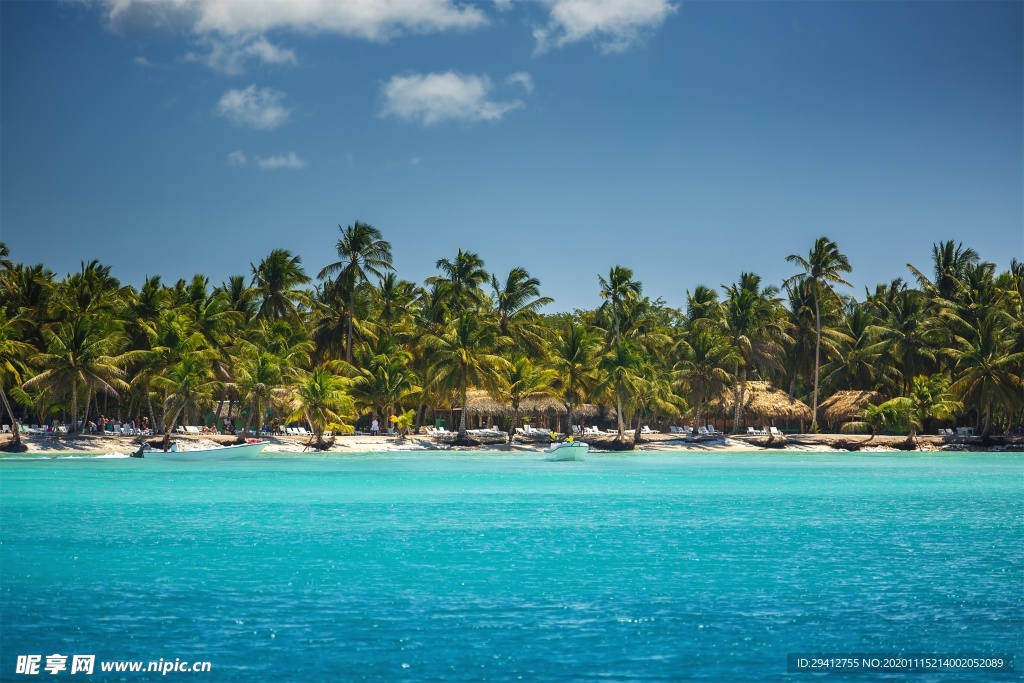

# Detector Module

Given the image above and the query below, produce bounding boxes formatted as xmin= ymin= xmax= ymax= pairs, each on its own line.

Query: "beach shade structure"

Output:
xmin=461 ymin=389 xmax=567 ymax=431
xmin=711 ymin=381 xmax=813 ymax=432
xmin=818 ymin=390 xmax=884 ymax=429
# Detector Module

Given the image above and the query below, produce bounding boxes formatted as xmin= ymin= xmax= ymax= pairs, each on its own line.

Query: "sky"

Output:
xmin=1 ymin=0 xmax=1021 ymax=313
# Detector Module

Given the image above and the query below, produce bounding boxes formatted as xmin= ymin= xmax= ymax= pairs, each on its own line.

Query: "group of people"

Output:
xmin=82 ymin=416 xmax=150 ymax=434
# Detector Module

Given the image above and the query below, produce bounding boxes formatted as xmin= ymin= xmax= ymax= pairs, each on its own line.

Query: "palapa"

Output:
xmin=819 ymin=390 xmax=884 ymax=425
xmin=461 ymin=389 xmax=566 ymax=416
xmin=712 ymin=381 xmax=813 ymax=422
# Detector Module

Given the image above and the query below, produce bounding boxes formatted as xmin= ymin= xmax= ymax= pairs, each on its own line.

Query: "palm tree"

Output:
xmin=784 ymin=237 xmax=852 ymax=429
xmin=24 ymin=316 xmax=132 ymax=434
xmin=594 ymin=340 xmax=646 ymax=440
xmin=674 ymin=327 xmax=739 ymax=435
xmin=288 ymin=365 xmax=354 ymax=449
xmin=234 ymin=345 xmax=285 ymax=437
xmin=349 ymin=339 xmax=418 ymax=426
xmin=431 ymin=249 xmax=489 ymax=317
xmin=423 ymin=312 xmax=510 ymax=442
xmin=868 ymin=288 xmax=944 ymax=394
xmin=250 ymin=249 xmax=311 ymax=323
xmin=495 ymin=356 xmax=556 ymax=443
xmin=723 ymin=272 xmax=790 ymax=432
xmin=375 ymin=273 xmax=417 ymax=341
xmin=152 ymin=350 xmax=221 ymax=447
xmin=549 ymin=320 xmax=599 ymax=436
xmin=908 ymin=240 xmax=980 ymax=302
xmin=0 ymin=310 xmax=35 ymax=449
xmin=491 ymin=267 xmax=553 ymax=356
xmin=317 ymin=221 xmax=394 ymax=362
xmin=950 ymin=313 xmax=1022 ymax=437
xmin=598 ymin=266 xmax=641 ymax=343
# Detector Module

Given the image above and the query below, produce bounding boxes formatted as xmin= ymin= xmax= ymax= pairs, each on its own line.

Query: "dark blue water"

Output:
xmin=2 ymin=452 xmax=1021 ymax=681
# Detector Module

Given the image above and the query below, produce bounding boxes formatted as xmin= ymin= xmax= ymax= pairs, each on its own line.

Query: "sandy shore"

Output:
xmin=1 ymin=431 xmax=1020 ymax=455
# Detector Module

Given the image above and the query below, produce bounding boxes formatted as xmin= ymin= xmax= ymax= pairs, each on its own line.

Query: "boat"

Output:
xmin=545 ymin=441 xmax=588 ymax=461
xmin=130 ymin=440 xmax=267 ymax=461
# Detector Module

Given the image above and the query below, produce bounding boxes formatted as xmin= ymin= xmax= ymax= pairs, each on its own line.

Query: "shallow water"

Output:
xmin=2 ymin=452 xmax=1021 ymax=681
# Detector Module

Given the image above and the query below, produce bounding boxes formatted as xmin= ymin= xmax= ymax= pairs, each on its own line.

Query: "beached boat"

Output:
xmin=132 ymin=441 xmax=267 ymax=461
xmin=545 ymin=441 xmax=588 ymax=461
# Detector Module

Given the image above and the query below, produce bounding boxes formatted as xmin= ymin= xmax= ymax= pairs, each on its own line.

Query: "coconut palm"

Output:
xmin=723 ymin=272 xmax=791 ymax=432
xmin=24 ymin=316 xmax=132 ymax=434
xmin=0 ymin=310 xmax=35 ymax=448
xmin=598 ymin=266 xmax=642 ymax=343
xmin=234 ymin=345 xmax=285 ymax=437
xmin=674 ymin=327 xmax=739 ymax=435
xmin=288 ymin=365 xmax=354 ymax=449
xmin=908 ymin=240 xmax=980 ymax=303
xmin=491 ymin=267 xmax=553 ymax=357
xmin=431 ymin=249 xmax=489 ymax=317
xmin=423 ymin=312 xmax=510 ymax=441
xmin=349 ymin=339 xmax=418 ymax=425
xmin=152 ymin=350 xmax=221 ymax=446
xmin=784 ymin=237 xmax=853 ymax=429
xmin=549 ymin=320 xmax=599 ymax=436
xmin=250 ymin=249 xmax=311 ymax=323
xmin=375 ymin=273 xmax=417 ymax=341
xmin=594 ymin=340 xmax=646 ymax=441
xmin=949 ymin=313 xmax=1022 ymax=437
xmin=317 ymin=221 xmax=394 ymax=362
xmin=495 ymin=355 xmax=556 ymax=443
xmin=868 ymin=288 xmax=945 ymax=394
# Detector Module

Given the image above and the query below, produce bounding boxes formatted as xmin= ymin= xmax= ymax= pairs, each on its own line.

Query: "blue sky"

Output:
xmin=2 ymin=0 xmax=1021 ymax=312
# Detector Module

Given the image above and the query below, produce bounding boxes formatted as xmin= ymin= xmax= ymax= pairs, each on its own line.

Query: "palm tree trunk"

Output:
xmin=458 ymin=386 xmax=467 ymax=439
xmin=733 ymin=367 xmax=746 ymax=434
xmin=812 ymin=293 xmax=821 ymax=429
xmin=82 ymin=385 xmax=93 ymax=436
xmin=1 ymin=390 xmax=22 ymax=447
xmin=615 ymin=380 xmax=625 ymax=440
xmin=346 ymin=290 xmax=355 ymax=363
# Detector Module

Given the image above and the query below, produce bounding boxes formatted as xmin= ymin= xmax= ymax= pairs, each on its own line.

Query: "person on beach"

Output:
xmin=371 ymin=417 xmax=380 ymax=436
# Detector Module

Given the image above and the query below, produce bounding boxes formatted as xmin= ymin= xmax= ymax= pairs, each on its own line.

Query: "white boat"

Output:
xmin=545 ymin=441 xmax=588 ymax=461
xmin=132 ymin=441 xmax=267 ymax=461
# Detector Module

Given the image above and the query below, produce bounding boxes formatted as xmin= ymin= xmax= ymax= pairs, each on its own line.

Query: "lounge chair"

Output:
xmin=1 ymin=425 xmax=9 ymax=434
xmin=769 ymin=426 xmax=781 ymax=437
xmin=641 ymin=426 xmax=658 ymax=435
xmin=296 ymin=426 xmax=310 ymax=436
xmin=571 ymin=425 xmax=582 ymax=436
xmin=423 ymin=426 xmax=436 ymax=436
xmin=185 ymin=426 xmax=202 ymax=435
xmin=175 ymin=426 xmax=186 ymax=434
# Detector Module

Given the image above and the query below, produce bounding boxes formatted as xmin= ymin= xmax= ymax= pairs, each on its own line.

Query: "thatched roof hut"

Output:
xmin=820 ymin=390 xmax=884 ymax=425
xmin=462 ymin=389 xmax=566 ymax=416
xmin=712 ymin=381 xmax=813 ymax=423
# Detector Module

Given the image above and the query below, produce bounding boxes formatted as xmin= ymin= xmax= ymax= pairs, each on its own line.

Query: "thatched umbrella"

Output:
xmin=819 ymin=390 xmax=884 ymax=427
xmin=712 ymin=381 xmax=813 ymax=427
xmin=462 ymin=389 xmax=566 ymax=429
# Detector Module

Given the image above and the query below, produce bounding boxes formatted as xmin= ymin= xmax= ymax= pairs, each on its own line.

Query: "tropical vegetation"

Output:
xmin=1 ymin=232 xmax=1021 ymax=449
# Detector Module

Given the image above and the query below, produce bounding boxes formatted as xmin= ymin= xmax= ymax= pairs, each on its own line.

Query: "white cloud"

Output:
xmin=133 ymin=55 xmax=157 ymax=67
xmin=216 ymin=85 xmax=291 ymax=130
xmin=227 ymin=150 xmax=248 ymax=165
xmin=534 ymin=0 xmax=676 ymax=54
xmin=506 ymin=71 xmax=534 ymax=94
xmin=102 ymin=0 xmax=487 ymax=40
xmin=381 ymin=71 xmax=523 ymax=126
xmin=187 ymin=34 xmax=297 ymax=75
xmin=256 ymin=152 xmax=306 ymax=170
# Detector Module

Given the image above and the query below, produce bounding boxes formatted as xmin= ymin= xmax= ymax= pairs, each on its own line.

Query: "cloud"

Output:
xmin=534 ymin=0 xmax=676 ymax=54
xmin=380 ymin=71 xmax=524 ymax=126
xmin=133 ymin=55 xmax=158 ymax=67
xmin=186 ymin=34 xmax=297 ymax=75
xmin=256 ymin=152 xmax=306 ymax=170
xmin=227 ymin=150 xmax=248 ymax=165
xmin=216 ymin=85 xmax=291 ymax=130
xmin=102 ymin=0 xmax=487 ymax=40
xmin=506 ymin=71 xmax=534 ymax=93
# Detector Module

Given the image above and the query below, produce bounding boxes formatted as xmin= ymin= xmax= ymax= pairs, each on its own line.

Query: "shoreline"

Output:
xmin=2 ymin=432 xmax=1021 ymax=455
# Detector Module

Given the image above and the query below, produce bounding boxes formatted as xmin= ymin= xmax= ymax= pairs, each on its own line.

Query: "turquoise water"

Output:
xmin=2 ymin=452 xmax=1021 ymax=682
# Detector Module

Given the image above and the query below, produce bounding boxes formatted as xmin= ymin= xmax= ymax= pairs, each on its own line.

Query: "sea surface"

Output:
xmin=1 ymin=452 xmax=1021 ymax=682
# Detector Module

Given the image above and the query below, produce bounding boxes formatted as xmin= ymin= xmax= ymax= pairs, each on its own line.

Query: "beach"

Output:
xmin=3 ymin=430 xmax=1020 ymax=456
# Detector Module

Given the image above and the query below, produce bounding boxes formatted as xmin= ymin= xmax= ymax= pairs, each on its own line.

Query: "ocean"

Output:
xmin=1 ymin=452 xmax=1021 ymax=681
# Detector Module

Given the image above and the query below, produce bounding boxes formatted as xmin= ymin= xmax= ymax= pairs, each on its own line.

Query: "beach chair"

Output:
xmin=1 ymin=425 xmax=9 ymax=434
xmin=175 ymin=426 xmax=186 ymax=434
xmin=185 ymin=426 xmax=202 ymax=435
xmin=571 ymin=425 xmax=581 ymax=437
xmin=769 ymin=426 xmax=781 ymax=437
xmin=423 ymin=426 xmax=436 ymax=436
xmin=296 ymin=426 xmax=310 ymax=436
xmin=641 ymin=426 xmax=658 ymax=435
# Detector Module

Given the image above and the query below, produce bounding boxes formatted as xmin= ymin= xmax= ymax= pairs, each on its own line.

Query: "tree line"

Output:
xmin=1 ymin=226 xmax=1021 ymax=450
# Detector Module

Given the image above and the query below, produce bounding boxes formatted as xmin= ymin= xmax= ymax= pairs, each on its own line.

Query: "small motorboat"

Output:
xmin=545 ymin=441 xmax=588 ymax=461
xmin=130 ymin=440 xmax=267 ymax=461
